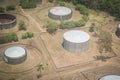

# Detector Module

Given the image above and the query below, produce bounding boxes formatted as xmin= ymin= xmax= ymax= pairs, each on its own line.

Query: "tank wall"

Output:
xmin=116 ymin=27 xmax=120 ymax=37
xmin=0 ymin=14 xmax=16 ymax=29
xmin=0 ymin=19 xmax=16 ymax=29
xmin=3 ymin=51 xmax=27 ymax=64
xmin=63 ymin=38 xmax=89 ymax=53
xmin=48 ymin=11 xmax=72 ymax=20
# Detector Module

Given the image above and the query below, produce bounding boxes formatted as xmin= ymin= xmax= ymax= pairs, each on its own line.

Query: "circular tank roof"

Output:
xmin=100 ymin=75 xmax=120 ymax=80
xmin=64 ymin=30 xmax=90 ymax=43
xmin=50 ymin=6 xmax=71 ymax=16
xmin=5 ymin=46 xmax=26 ymax=59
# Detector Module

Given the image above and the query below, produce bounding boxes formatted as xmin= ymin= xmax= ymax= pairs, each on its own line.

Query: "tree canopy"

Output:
xmin=58 ymin=0 xmax=120 ymax=20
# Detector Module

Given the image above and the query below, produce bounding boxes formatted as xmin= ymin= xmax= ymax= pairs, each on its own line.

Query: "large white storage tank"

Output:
xmin=48 ymin=6 xmax=72 ymax=20
xmin=63 ymin=30 xmax=90 ymax=53
xmin=3 ymin=46 xmax=27 ymax=64
xmin=99 ymin=75 xmax=120 ymax=80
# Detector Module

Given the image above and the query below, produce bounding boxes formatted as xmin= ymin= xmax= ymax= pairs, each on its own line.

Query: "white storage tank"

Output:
xmin=3 ymin=46 xmax=27 ymax=64
xmin=63 ymin=30 xmax=90 ymax=53
xmin=99 ymin=75 xmax=120 ymax=80
xmin=48 ymin=6 xmax=72 ymax=20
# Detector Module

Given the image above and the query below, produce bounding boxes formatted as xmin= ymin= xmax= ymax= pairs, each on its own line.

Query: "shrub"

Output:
xmin=0 ymin=33 xmax=18 ymax=44
xmin=98 ymin=30 xmax=112 ymax=52
xmin=59 ymin=1 xmax=65 ymax=6
xmin=22 ymin=33 xmax=28 ymax=39
xmin=74 ymin=20 xmax=86 ymax=27
xmin=89 ymin=23 xmax=95 ymax=32
xmin=75 ymin=4 xmax=89 ymax=16
xmin=59 ymin=21 xmax=76 ymax=29
xmin=6 ymin=5 xmax=16 ymax=11
xmin=0 ymin=7 xmax=5 ymax=13
xmin=48 ymin=0 xmax=54 ymax=3
xmin=72 ymin=0 xmax=78 ymax=5
xmin=59 ymin=19 xmax=86 ymax=29
xmin=19 ymin=21 xmax=27 ymax=30
xmin=46 ymin=21 xmax=58 ymax=34
xmin=47 ymin=28 xmax=57 ymax=34
xmin=20 ymin=0 xmax=36 ymax=9
xmin=27 ymin=32 xmax=34 ymax=38
xmin=82 ymin=15 xmax=89 ymax=22
xmin=22 ymin=32 xmax=34 ymax=39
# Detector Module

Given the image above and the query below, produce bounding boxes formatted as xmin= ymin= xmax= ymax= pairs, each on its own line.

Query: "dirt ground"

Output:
xmin=0 ymin=2 xmax=120 ymax=80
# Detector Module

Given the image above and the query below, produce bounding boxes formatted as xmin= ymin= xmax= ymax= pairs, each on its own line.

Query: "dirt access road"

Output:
xmin=20 ymin=6 xmax=45 ymax=33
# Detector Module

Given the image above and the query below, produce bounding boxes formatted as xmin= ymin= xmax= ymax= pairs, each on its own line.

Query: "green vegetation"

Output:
xmin=0 ymin=7 xmax=5 ymax=12
xmin=0 ymin=33 xmax=18 ymax=44
xmin=89 ymin=23 xmax=95 ymax=32
xmin=8 ymin=78 xmax=16 ymax=80
xmin=48 ymin=0 xmax=54 ymax=3
xmin=79 ymin=0 xmax=120 ymax=20
xmin=0 ymin=0 xmax=4 ymax=2
xmin=59 ymin=21 xmax=75 ymax=29
xmin=46 ymin=21 xmax=58 ymax=34
xmin=75 ymin=4 xmax=89 ymax=16
xmin=6 ymin=5 xmax=16 ymax=11
xmin=46 ymin=15 xmax=88 ymax=34
xmin=59 ymin=1 xmax=65 ymax=6
xmin=57 ymin=0 xmax=120 ymax=20
xmin=22 ymin=32 xmax=34 ymax=39
xmin=59 ymin=15 xmax=88 ymax=29
xmin=20 ymin=0 xmax=36 ymax=9
xmin=98 ymin=30 xmax=112 ymax=52
xmin=19 ymin=21 xmax=27 ymax=30
xmin=59 ymin=19 xmax=86 ymax=29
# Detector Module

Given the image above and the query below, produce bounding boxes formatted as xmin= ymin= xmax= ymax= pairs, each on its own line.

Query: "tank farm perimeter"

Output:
xmin=0 ymin=1 xmax=120 ymax=80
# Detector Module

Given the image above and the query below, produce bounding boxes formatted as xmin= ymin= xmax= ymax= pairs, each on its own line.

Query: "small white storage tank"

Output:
xmin=99 ymin=75 xmax=120 ymax=80
xmin=3 ymin=46 xmax=27 ymax=64
xmin=48 ymin=6 xmax=72 ymax=20
xmin=63 ymin=30 xmax=90 ymax=53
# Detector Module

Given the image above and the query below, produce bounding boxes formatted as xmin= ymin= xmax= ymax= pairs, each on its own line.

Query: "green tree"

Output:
xmin=75 ymin=4 xmax=89 ymax=16
xmin=79 ymin=0 xmax=120 ymax=20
